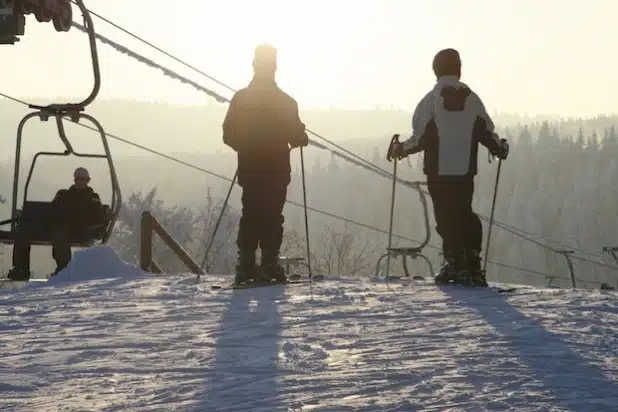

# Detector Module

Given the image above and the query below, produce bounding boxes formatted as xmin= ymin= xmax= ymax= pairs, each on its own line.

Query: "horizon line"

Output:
xmin=1 ymin=95 xmax=617 ymax=121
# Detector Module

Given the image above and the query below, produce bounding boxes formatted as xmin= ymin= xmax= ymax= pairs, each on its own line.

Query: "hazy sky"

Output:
xmin=2 ymin=0 xmax=617 ymax=117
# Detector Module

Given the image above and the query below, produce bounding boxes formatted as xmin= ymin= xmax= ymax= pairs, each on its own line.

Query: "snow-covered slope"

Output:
xmin=1 ymin=247 xmax=617 ymax=411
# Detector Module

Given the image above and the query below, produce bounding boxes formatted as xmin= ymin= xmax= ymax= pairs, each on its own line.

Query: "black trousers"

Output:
xmin=427 ymin=179 xmax=483 ymax=255
xmin=237 ymin=175 xmax=288 ymax=257
xmin=12 ymin=223 xmax=77 ymax=271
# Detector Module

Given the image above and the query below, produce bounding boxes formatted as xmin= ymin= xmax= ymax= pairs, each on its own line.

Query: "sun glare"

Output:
xmin=194 ymin=0 xmax=379 ymax=107
xmin=220 ymin=0 xmax=376 ymax=55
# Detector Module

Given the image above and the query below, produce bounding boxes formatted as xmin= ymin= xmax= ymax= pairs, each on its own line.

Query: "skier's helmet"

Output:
xmin=432 ymin=48 xmax=461 ymax=78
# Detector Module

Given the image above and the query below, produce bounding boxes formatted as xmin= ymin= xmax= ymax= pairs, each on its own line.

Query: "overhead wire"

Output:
xmin=481 ymin=216 xmax=607 ymax=260
xmin=0 ymin=92 xmax=406 ymax=241
xmin=66 ymin=6 xmax=613 ymax=265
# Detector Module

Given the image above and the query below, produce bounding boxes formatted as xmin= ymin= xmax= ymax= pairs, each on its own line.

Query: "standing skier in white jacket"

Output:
xmin=390 ymin=48 xmax=509 ymax=286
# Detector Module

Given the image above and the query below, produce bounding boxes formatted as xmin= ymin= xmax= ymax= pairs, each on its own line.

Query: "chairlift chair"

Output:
xmin=0 ymin=0 xmax=121 ymax=248
xmin=0 ymin=110 xmax=121 ymax=247
xmin=376 ymin=135 xmax=435 ymax=280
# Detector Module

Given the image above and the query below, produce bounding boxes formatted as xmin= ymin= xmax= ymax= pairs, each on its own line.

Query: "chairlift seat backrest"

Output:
xmin=17 ymin=200 xmax=109 ymax=244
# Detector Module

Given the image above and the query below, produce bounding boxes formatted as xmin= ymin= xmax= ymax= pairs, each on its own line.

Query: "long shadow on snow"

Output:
xmin=439 ymin=285 xmax=618 ymax=411
xmin=191 ymin=283 xmax=285 ymax=412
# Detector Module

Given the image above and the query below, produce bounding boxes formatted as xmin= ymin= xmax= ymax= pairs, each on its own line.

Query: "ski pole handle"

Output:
xmin=386 ymin=134 xmax=400 ymax=162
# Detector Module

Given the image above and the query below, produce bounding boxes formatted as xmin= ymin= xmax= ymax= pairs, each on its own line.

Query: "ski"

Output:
xmin=211 ymin=280 xmax=303 ymax=290
xmin=439 ymin=283 xmax=518 ymax=293
xmin=0 ymin=277 xmax=47 ymax=290
xmin=384 ymin=275 xmax=426 ymax=281
xmin=384 ymin=276 xmax=517 ymax=293
xmin=0 ymin=277 xmax=47 ymax=283
xmin=231 ymin=280 xmax=307 ymax=290
xmin=211 ymin=275 xmax=325 ymax=290
xmin=287 ymin=273 xmax=325 ymax=281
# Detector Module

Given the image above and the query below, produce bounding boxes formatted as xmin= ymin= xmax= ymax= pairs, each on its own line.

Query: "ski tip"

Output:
xmin=383 ymin=275 xmax=425 ymax=282
xmin=288 ymin=274 xmax=325 ymax=282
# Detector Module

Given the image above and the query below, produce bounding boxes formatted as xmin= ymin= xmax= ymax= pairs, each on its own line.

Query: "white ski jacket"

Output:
xmin=402 ymin=75 xmax=503 ymax=180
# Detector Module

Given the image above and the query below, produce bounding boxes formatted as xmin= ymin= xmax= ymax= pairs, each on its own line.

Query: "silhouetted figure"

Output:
xmin=390 ymin=48 xmax=509 ymax=286
xmin=223 ymin=44 xmax=309 ymax=285
xmin=7 ymin=167 xmax=106 ymax=281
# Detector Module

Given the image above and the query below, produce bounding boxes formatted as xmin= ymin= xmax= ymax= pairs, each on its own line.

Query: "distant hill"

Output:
xmin=2 ymin=98 xmax=617 ymax=161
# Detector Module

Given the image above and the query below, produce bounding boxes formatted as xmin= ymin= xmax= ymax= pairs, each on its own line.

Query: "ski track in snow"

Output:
xmin=1 ymin=259 xmax=618 ymax=411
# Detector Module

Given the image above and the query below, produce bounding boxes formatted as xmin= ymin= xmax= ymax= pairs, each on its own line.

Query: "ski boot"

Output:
xmin=261 ymin=249 xmax=287 ymax=284
xmin=234 ymin=249 xmax=268 ymax=286
xmin=463 ymin=249 xmax=488 ymax=287
xmin=50 ymin=264 xmax=67 ymax=277
xmin=6 ymin=267 xmax=31 ymax=281
xmin=434 ymin=251 xmax=459 ymax=285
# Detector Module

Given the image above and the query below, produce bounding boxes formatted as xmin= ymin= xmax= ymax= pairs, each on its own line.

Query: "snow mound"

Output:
xmin=47 ymin=246 xmax=146 ymax=285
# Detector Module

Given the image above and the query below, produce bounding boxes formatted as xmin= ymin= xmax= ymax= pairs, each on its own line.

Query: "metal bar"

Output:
xmin=558 ymin=250 xmax=576 ymax=288
xmin=385 ymin=159 xmax=397 ymax=281
xmin=11 ymin=112 xmax=40 ymax=231
xmin=79 ymin=113 xmax=122 ymax=243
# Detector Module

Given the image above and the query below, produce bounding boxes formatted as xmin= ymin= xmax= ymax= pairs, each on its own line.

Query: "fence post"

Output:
xmin=557 ymin=250 xmax=576 ymax=288
xmin=139 ymin=210 xmax=205 ymax=276
xmin=149 ymin=217 xmax=204 ymax=275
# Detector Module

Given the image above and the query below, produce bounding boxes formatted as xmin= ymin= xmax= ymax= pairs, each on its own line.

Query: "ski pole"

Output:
xmin=197 ymin=169 xmax=237 ymax=281
xmin=300 ymin=146 xmax=313 ymax=286
xmin=385 ymin=134 xmax=400 ymax=282
xmin=483 ymin=157 xmax=503 ymax=274
xmin=385 ymin=158 xmax=398 ymax=282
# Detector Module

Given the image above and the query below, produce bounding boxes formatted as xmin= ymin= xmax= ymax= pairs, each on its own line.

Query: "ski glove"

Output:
xmin=492 ymin=137 xmax=509 ymax=160
xmin=290 ymin=132 xmax=309 ymax=149
xmin=388 ymin=141 xmax=407 ymax=160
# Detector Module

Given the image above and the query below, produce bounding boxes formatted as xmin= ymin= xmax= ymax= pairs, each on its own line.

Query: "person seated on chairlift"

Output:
xmin=6 ymin=167 xmax=106 ymax=281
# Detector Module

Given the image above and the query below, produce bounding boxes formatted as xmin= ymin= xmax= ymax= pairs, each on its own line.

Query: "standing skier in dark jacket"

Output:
xmin=390 ymin=48 xmax=509 ymax=286
xmin=223 ymin=44 xmax=309 ymax=285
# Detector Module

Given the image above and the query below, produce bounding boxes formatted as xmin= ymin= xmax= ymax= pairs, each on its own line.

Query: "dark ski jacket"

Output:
xmin=222 ymin=77 xmax=308 ymax=186
xmin=51 ymin=185 xmax=105 ymax=231
xmin=401 ymin=75 xmax=504 ymax=181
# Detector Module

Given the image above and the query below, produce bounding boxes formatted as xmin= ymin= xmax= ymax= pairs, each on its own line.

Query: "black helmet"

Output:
xmin=432 ymin=48 xmax=461 ymax=78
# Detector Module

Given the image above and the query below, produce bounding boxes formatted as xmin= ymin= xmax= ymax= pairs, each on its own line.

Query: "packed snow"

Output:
xmin=1 ymin=247 xmax=617 ymax=411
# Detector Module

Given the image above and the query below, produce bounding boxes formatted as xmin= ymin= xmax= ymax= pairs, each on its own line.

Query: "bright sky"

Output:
xmin=2 ymin=0 xmax=617 ymax=117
